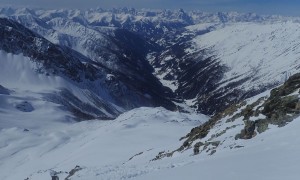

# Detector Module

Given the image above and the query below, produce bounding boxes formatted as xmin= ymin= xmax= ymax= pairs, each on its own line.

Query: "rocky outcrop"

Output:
xmin=185 ymin=72 xmax=300 ymax=145
xmin=65 ymin=166 xmax=82 ymax=180
xmin=236 ymin=73 xmax=300 ymax=139
xmin=15 ymin=101 xmax=34 ymax=112
xmin=155 ymin=73 xmax=300 ymax=159
xmin=0 ymin=85 xmax=10 ymax=95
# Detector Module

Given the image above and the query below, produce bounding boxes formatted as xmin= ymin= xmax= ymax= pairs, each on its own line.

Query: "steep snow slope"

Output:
xmin=2 ymin=90 xmax=300 ymax=180
xmin=192 ymin=21 xmax=300 ymax=91
xmin=138 ymin=118 xmax=300 ymax=180
xmin=0 ymin=50 xmax=121 ymax=120
xmin=146 ymin=73 xmax=300 ymax=180
xmin=2 ymin=71 xmax=300 ymax=180
xmin=0 ymin=106 xmax=208 ymax=180
xmin=0 ymin=17 xmax=177 ymax=119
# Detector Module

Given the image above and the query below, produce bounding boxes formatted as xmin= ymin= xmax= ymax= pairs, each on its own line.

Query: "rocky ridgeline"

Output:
xmin=154 ymin=73 xmax=300 ymax=159
xmin=236 ymin=73 xmax=300 ymax=139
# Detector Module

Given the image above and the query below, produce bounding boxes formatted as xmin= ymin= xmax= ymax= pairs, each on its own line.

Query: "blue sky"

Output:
xmin=0 ymin=0 xmax=299 ymax=16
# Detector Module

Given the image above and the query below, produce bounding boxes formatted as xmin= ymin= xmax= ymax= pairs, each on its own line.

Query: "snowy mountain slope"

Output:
xmin=189 ymin=21 xmax=300 ymax=113
xmin=2 ymin=88 xmax=300 ymax=180
xmin=192 ymin=21 xmax=300 ymax=91
xmin=1 ymin=7 xmax=300 ymax=179
xmin=151 ymin=20 xmax=300 ymax=115
xmin=1 ymin=7 xmax=178 ymax=98
xmin=2 ymin=8 xmax=300 ymax=115
xmin=0 ymin=18 xmax=124 ymax=119
xmin=0 ymin=107 xmax=208 ymax=180
xmin=138 ymin=118 xmax=300 ymax=180
xmin=0 ymin=17 xmax=177 ymax=119
xmin=130 ymin=74 xmax=300 ymax=179
xmin=0 ymin=50 xmax=120 ymax=120
xmin=167 ymin=72 xmax=300 ymax=159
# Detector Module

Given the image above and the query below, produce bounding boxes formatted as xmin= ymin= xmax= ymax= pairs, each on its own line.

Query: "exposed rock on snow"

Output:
xmin=15 ymin=101 xmax=34 ymax=112
xmin=0 ymin=85 xmax=10 ymax=95
xmin=173 ymin=73 xmax=300 ymax=157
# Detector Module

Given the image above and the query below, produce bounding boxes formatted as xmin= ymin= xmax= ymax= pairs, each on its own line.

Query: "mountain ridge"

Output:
xmin=1 ymin=8 xmax=300 ymax=116
xmin=1 ymin=7 xmax=300 ymax=180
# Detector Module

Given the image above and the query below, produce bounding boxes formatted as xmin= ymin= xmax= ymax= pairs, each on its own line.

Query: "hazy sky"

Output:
xmin=0 ymin=0 xmax=299 ymax=16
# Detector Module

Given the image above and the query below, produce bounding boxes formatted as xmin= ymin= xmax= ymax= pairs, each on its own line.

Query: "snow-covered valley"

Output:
xmin=1 ymin=7 xmax=300 ymax=180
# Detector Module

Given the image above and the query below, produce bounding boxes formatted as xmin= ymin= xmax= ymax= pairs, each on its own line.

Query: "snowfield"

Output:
xmin=1 ymin=88 xmax=300 ymax=179
xmin=0 ymin=104 xmax=208 ymax=180
xmin=0 ymin=49 xmax=192 ymax=179
xmin=1 ymin=59 xmax=299 ymax=180
xmin=139 ymin=117 xmax=300 ymax=180
xmin=0 ymin=51 xmax=209 ymax=178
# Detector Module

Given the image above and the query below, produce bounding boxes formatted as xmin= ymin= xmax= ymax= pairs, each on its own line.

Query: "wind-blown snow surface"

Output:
xmin=0 ymin=51 xmax=66 ymax=91
xmin=2 ymin=106 xmax=300 ymax=180
xmin=0 ymin=105 xmax=207 ymax=180
xmin=1 ymin=80 xmax=300 ymax=180
xmin=0 ymin=49 xmax=206 ymax=179
xmin=139 ymin=118 xmax=300 ymax=180
xmin=0 ymin=50 xmax=72 ymax=126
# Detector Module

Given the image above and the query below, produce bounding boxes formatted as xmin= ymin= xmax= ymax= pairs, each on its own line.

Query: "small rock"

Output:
xmin=16 ymin=101 xmax=34 ymax=112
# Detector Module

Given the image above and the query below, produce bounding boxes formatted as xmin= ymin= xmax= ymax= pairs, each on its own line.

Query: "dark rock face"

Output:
xmin=234 ymin=73 xmax=300 ymax=139
xmin=65 ymin=165 xmax=82 ymax=180
xmin=0 ymin=85 xmax=10 ymax=95
xmin=236 ymin=120 xmax=257 ymax=139
xmin=51 ymin=176 xmax=59 ymax=180
xmin=263 ymin=73 xmax=300 ymax=119
xmin=260 ymin=73 xmax=300 ymax=125
xmin=15 ymin=101 xmax=34 ymax=112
